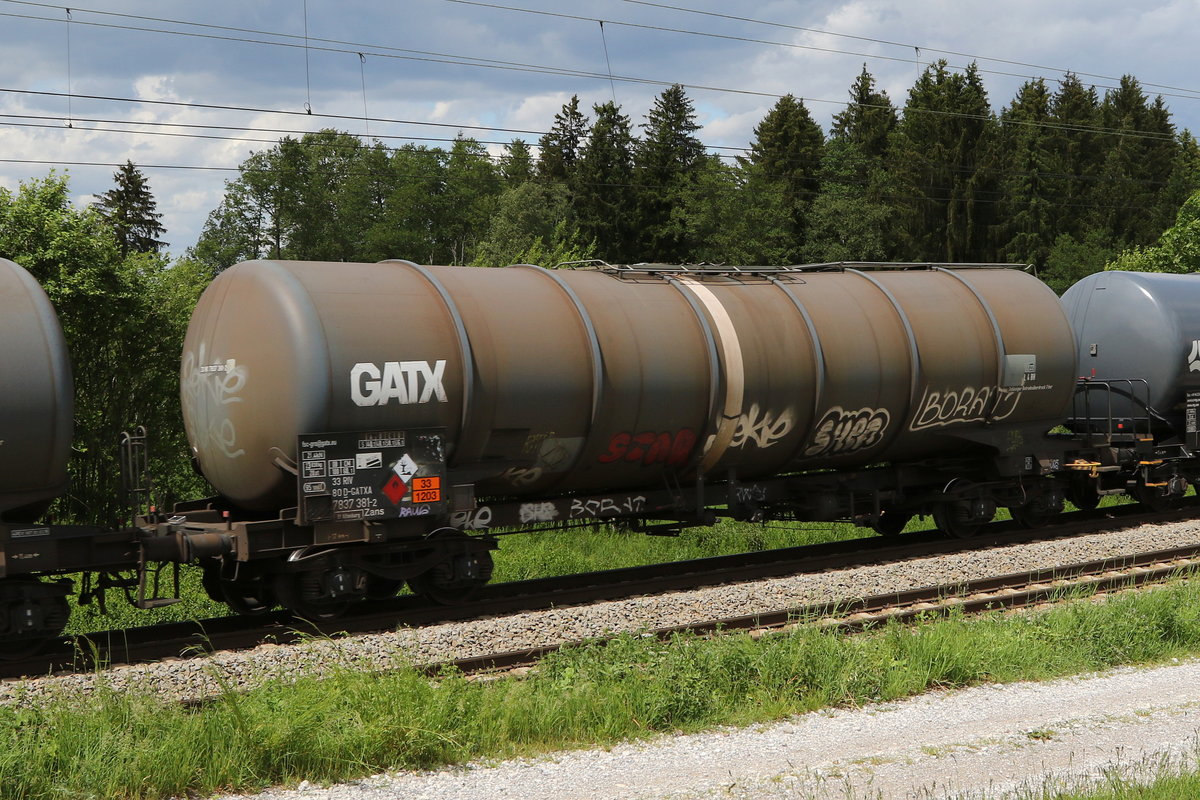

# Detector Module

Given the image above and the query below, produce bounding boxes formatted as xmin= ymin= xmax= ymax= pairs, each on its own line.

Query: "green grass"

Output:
xmin=1010 ymin=748 xmax=1200 ymax=799
xmin=10 ymin=576 xmax=1200 ymax=799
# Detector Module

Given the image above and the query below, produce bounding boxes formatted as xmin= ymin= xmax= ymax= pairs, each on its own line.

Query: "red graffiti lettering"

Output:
xmin=598 ymin=429 xmax=696 ymax=467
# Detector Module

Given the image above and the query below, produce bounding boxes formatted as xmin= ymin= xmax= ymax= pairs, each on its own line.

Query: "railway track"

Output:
xmin=437 ymin=542 xmax=1200 ymax=678
xmin=5 ymin=498 xmax=1198 ymax=680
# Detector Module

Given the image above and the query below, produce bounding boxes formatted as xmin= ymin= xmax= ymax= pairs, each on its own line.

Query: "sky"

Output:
xmin=1 ymin=0 xmax=1198 ymax=256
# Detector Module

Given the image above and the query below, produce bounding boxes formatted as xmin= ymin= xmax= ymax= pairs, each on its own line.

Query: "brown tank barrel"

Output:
xmin=182 ymin=261 xmax=1077 ymax=511
xmin=0 ymin=258 xmax=74 ymax=520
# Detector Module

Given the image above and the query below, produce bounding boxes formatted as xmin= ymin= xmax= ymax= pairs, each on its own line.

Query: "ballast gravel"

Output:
xmin=4 ymin=518 xmax=1200 ymax=709
xmin=212 ymin=657 xmax=1200 ymax=800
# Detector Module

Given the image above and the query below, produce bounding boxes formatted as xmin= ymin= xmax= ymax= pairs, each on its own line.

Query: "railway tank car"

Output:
xmin=1060 ymin=270 xmax=1200 ymax=506
xmin=0 ymin=257 xmax=74 ymax=522
xmin=161 ymin=260 xmax=1085 ymax=617
xmin=183 ymin=261 xmax=1077 ymax=514
xmin=1062 ymin=270 xmax=1200 ymax=439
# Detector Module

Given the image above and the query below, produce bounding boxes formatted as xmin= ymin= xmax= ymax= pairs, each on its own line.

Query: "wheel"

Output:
xmin=1133 ymin=482 xmax=1176 ymax=512
xmin=1067 ymin=482 xmax=1100 ymax=512
xmin=933 ymin=500 xmax=992 ymax=539
xmin=871 ymin=510 xmax=912 ymax=537
xmin=212 ymin=564 xmax=275 ymax=616
xmin=274 ymin=571 xmax=354 ymax=621
xmin=0 ymin=579 xmax=70 ymax=659
xmin=408 ymin=530 xmax=495 ymax=605
xmin=1009 ymin=502 xmax=1057 ymax=529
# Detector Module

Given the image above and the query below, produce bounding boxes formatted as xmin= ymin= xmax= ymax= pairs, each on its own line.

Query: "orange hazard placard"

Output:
xmin=412 ymin=476 xmax=440 ymax=491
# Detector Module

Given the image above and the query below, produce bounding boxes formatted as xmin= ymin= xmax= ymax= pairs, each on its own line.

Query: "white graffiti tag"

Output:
xmin=180 ymin=342 xmax=248 ymax=459
xmin=518 ymin=502 xmax=559 ymax=523
xmin=450 ymin=506 xmax=493 ymax=530
xmin=730 ymin=404 xmax=794 ymax=449
xmin=569 ymin=495 xmax=647 ymax=519
xmin=803 ymin=406 xmax=891 ymax=458
xmin=909 ymin=385 xmax=1021 ymax=432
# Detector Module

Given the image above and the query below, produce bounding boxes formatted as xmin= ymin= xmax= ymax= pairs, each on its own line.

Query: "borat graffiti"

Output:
xmin=803 ymin=406 xmax=891 ymax=458
xmin=909 ymin=385 xmax=1021 ymax=431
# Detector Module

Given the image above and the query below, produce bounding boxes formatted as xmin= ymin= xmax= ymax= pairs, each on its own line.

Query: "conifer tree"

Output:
xmin=745 ymin=94 xmax=824 ymax=250
xmin=830 ymin=66 xmax=897 ymax=160
xmin=500 ymin=139 xmax=534 ymax=186
xmin=537 ymin=96 xmax=589 ymax=186
xmin=995 ymin=78 xmax=1055 ymax=263
xmin=633 ymin=84 xmax=707 ymax=262
xmin=94 ymin=160 xmax=167 ymax=257
xmin=889 ymin=61 xmax=995 ymax=261
xmin=576 ymin=101 xmax=638 ymax=262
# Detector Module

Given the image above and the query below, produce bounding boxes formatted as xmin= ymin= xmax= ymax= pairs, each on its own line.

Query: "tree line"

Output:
xmin=191 ymin=60 xmax=1200 ymax=293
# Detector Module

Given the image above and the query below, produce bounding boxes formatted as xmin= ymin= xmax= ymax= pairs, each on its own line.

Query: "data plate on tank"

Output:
xmin=295 ymin=429 xmax=447 ymax=525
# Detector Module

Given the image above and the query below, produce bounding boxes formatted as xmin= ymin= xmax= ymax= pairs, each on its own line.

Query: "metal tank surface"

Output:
xmin=1062 ymin=270 xmax=1200 ymax=437
xmin=0 ymin=258 xmax=74 ymax=520
xmin=182 ymin=260 xmax=1078 ymax=512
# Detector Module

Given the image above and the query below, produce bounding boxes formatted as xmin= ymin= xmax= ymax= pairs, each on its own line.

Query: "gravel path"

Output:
xmin=6 ymin=517 xmax=1200 ymax=708
xmin=214 ymin=658 xmax=1200 ymax=800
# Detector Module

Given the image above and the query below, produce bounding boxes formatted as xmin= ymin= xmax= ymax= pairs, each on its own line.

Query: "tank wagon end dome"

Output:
xmin=1062 ymin=269 xmax=1200 ymax=435
xmin=0 ymin=258 xmax=74 ymax=520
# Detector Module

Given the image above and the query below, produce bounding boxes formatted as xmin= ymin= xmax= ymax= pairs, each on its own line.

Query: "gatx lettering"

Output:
xmin=351 ymin=361 xmax=448 ymax=407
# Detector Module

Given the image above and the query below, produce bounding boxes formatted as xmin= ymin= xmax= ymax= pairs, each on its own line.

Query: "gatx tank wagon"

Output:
xmin=0 ymin=256 xmax=1197 ymax=645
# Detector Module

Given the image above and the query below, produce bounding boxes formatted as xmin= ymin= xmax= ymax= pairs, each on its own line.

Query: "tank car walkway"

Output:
xmin=219 ymin=658 xmax=1200 ymax=800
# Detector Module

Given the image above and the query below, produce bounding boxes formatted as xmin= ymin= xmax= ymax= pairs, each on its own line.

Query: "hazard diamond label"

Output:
xmin=393 ymin=453 xmax=418 ymax=484
xmin=382 ymin=473 xmax=407 ymax=505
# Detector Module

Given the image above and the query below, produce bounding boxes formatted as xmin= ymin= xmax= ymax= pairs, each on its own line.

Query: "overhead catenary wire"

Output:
xmin=0 ymin=1 xmax=1189 ymax=145
xmin=441 ymin=0 xmax=1200 ymax=102
xmin=0 ymin=112 xmax=1182 ymax=193
xmin=616 ymin=0 xmax=1200 ymax=99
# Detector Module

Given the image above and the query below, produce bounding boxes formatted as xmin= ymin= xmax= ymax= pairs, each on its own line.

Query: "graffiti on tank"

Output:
xmin=499 ymin=465 xmax=543 ymax=487
xmin=518 ymin=501 xmax=559 ymax=524
xmin=521 ymin=433 xmax=584 ymax=474
xmin=730 ymin=404 xmax=794 ymax=449
xmin=909 ymin=385 xmax=1021 ymax=432
xmin=598 ymin=429 xmax=696 ymax=467
xmin=569 ymin=495 xmax=647 ymax=519
xmin=450 ymin=505 xmax=493 ymax=530
xmin=181 ymin=342 xmax=248 ymax=459
xmin=397 ymin=505 xmax=432 ymax=518
xmin=803 ymin=406 xmax=891 ymax=458
xmin=734 ymin=484 xmax=768 ymax=503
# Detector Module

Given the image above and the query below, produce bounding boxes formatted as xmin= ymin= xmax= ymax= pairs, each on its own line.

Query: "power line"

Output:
xmin=0 ymin=1 xmax=1190 ymax=145
xmin=0 ymin=114 xmax=1182 ymax=192
xmin=444 ymin=0 xmax=1200 ymax=102
xmin=617 ymin=0 xmax=1200 ymax=98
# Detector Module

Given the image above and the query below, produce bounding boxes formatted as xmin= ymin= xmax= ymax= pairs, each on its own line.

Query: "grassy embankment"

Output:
xmin=7 ymin=568 xmax=1200 ymax=799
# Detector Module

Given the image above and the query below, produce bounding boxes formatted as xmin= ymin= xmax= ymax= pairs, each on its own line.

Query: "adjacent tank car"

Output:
xmin=0 ymin=257 xmax=73 ymax=522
